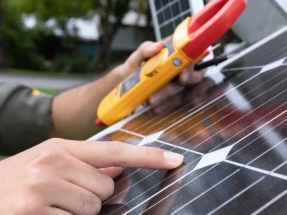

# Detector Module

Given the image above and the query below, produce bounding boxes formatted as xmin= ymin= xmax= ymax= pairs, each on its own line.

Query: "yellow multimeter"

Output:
xmin=95 ymin=0 xmax=247 ymax=127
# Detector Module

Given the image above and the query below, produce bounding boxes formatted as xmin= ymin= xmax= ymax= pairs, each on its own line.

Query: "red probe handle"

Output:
xmin=182 ymin=0 xmax=247 ymax=60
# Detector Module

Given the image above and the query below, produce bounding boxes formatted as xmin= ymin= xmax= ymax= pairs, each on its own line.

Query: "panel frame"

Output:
xmin=148 ymin=0 xmax=161 ymax=41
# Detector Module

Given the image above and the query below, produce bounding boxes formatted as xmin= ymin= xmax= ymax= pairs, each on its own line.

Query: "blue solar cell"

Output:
xmin=154 ymin=0 xmax=161 ymax=10
xmin=179 ymin=0 xmax=190 ymax=11
xmin=163 ymin=7 xmax=172 ymax=20
xmin=172 ymin=2 xmax=180 ymax=16
xmin=157 ymin=12 xmax=164 ymax=24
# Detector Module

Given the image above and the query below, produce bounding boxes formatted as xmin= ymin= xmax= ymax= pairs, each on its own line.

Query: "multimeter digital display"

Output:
xmin=120 ymin=67 xmax=142 ymax=97
xmin=96 ymin=0 xmax=247 ymax=127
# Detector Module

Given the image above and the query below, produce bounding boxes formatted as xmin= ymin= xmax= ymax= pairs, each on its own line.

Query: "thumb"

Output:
xmin=125 ymin=41 xmax=164 ymax=71
xmin=99 ymin=167 xmax=123 ymax=179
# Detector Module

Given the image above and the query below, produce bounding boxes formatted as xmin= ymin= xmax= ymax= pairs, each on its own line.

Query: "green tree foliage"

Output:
xmin=21 ymin=0 xmax=100 ymax=36
xmin=23 ymin=0 xmax=97 ymax=19
xmin=1 ymin=0 xmax=45 ymax=70
xmin=1 ymin=0 xmax=150 ymax=73
xmin=0 ymin=0 xmax=5 ymax=69
xmin=96 ymin=0 xmax=131 ymax=70
xmin=22 ymin=0 xmax=134 ymax=71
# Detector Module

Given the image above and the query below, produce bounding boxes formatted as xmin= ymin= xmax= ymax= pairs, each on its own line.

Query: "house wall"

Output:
xmin=111 ymin=26 xmax=155 ymax=51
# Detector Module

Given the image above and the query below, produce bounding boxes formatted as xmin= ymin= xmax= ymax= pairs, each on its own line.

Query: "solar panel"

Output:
xmin=149 ymin=0 xmax=205 ymax=41
xmin=87 ymin=2 xmax=287 ymax=214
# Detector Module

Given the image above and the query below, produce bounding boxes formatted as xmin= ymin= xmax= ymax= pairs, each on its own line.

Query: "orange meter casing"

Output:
xmin=96 ymin=0 xmax=247 ymax=126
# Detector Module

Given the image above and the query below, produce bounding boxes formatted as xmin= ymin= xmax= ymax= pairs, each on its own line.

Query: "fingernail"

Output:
xmin=163 ymin=151 xmax=184 ymax=166
xmin=149 ymin=94 xmax=161 ymax=105
xmin=182 ymin=72 xmax=190 ymax=83
xmin=150 ymin=41 xmax=162 ymax=50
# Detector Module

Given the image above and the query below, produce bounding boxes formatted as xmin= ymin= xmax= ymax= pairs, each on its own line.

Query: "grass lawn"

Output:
xmin=39 ymin=88 xmax=61 ymax=95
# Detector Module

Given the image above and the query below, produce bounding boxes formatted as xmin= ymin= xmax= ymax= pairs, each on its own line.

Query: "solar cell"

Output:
xmin=224 ymin=27 xmax=287 ymax=69
xmin=88 ymin=24 xmax=287 ymax=214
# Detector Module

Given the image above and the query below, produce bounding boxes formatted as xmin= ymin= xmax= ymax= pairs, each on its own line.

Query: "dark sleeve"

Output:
xmin=0 ymin=83 xmax=53 ymax=155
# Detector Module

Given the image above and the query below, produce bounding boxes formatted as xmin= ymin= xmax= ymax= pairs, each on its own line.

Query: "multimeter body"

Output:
xmin=96 ymin=0 xmax=247 ymax=126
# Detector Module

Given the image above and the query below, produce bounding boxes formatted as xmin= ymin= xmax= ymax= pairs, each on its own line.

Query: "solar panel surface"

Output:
xmin=86 ymin=1 xmax=287 ymax=214
xmin=88 ymin=25 xmax=287 ymax=214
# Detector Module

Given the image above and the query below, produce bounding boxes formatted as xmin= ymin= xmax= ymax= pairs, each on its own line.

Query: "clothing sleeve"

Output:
xmin=0 ymin=83 xmax=53 ymax=155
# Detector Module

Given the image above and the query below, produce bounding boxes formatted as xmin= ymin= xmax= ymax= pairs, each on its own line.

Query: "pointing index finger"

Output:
xmin=64 ymin=140 xmax=184 ymax=170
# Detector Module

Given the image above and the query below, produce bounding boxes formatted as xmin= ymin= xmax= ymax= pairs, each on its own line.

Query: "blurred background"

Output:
xmin=0 ymin=0 xmax=155 ymax=93
xmin=0 ymin=0 xmax=287 ymax=95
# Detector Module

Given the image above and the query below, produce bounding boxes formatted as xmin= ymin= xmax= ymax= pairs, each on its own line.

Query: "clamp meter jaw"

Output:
xmin=96 ymin=0 xmax=247 ymax=127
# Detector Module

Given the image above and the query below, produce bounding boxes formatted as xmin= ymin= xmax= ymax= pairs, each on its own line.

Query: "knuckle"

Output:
xmin=144 ymin=147 xmax=158 ymax=163
xmin=80 ymin=192 xmax=102 ymax=215
xmin=42 ymin=138 xmax=63 ymax=147
xmin=83 ymin=166 xmax=115 ymax=200
xmin=145 ymin=147 xmax=151 ymax=157
xmin=145 ymin=147 xmax=153 ymax=160
xmin=191 ymin=73 xmax=203 ymax=83
xmin=34 ymin=150 xmax=63 ymax=166
xmin=105 ymin=141 xmax=124 ymax=156
xmin=84 ymin=164 xmax=102 ymax=181
xmin=24 ymin=167 xmax=55 ymax=193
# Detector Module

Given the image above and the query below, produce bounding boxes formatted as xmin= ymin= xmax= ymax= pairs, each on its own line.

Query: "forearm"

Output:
xmin=50 ymin=64 xmax=127 ymax=140
xmin=50 ymin=41 xmax=168 ymax=140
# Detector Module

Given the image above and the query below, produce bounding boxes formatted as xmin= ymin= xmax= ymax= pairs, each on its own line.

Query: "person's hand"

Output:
xmin=121 ymin=40 xmax=207 ymax=106
xmin=0 ymin=138 xmax=184 ymax=215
